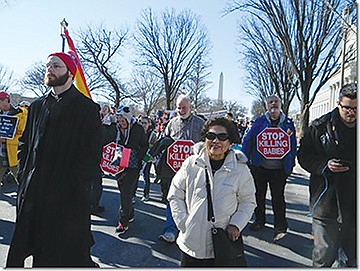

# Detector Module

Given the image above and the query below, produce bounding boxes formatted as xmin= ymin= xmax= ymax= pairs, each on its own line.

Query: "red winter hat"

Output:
xmin=48 ymin=51 xmax=77 ymax=75
xmin=0 ymin=91 xmax=10 ymax=100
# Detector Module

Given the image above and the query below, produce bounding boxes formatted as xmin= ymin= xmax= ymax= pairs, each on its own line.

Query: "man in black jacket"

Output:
xmin=298 ymin=83 xmax=357 ymax=267
xmin=6 ymin=51 xmax=102 ymax=267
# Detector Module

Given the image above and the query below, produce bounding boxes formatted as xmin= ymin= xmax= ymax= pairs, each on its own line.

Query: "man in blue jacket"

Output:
xmin=242 ymin=95 xmax=297 ymax=241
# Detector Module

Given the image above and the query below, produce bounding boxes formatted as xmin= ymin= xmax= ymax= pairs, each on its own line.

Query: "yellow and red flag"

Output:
xmin=63 ymin=28 xmax=92 ymax=99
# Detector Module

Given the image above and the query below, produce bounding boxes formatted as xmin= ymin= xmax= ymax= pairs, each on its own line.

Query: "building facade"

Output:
xmin=309 ymin=24 xmax=357 ymax=123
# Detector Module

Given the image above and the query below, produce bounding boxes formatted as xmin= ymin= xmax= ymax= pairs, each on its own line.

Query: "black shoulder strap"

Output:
xmin=205 ymin=168 xmax=215 ymax=223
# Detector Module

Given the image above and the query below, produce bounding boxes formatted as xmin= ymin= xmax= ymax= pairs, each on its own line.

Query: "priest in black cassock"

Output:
xmin=6 ymin=51 xmax=102 ymax=267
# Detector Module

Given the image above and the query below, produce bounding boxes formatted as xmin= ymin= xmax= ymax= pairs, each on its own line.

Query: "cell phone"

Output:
xmin=338 ymin=159 xmax=352 ymax=167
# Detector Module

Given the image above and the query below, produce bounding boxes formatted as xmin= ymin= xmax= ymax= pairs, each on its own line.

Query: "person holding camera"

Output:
xmin=298 ymin=83 xmax=357 ymax=267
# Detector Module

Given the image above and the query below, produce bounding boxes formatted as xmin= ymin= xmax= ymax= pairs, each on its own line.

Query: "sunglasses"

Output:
xmin=205 ymin=132 xmax=229 ymax=141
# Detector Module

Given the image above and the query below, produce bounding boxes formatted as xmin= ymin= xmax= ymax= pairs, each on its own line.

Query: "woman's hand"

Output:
xmin=226 ymin=224 xmax=240 ymax=241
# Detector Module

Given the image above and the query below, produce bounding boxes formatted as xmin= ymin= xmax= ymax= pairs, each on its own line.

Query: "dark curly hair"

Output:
xmin=200 ymin=117 xmax=239 ymax=144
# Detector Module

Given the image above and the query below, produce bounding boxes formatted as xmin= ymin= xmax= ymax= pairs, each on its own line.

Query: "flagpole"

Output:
xmin=60 ymin=21 xmax=92 ymax=99
xmin=60 ymin=18 xmax=68 ymax=52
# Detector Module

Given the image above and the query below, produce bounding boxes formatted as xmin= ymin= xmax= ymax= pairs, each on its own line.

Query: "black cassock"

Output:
xmin=6 ymin=86 xmax=102 ymax=267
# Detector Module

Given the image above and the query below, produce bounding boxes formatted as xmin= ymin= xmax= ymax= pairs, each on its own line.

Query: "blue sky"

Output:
xmin=0 ymin=0 xmax=254 ymax=110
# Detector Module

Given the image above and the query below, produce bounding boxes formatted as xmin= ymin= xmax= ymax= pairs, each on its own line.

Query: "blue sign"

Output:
xmin=0 ymin=115 xmax=19 ymax=139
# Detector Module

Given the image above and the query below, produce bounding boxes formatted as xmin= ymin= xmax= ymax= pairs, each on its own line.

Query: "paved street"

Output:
xmin=0 ymin=161 xmax=313 ymax=268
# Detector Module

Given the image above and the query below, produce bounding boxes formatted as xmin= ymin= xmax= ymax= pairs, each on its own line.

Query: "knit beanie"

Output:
xmin=116 ymin=105 xmax=133 ymax=124
xmin=0 ymin=91 xmax=10 ymax=100
xmin=48 ymin=51 xmax=77 ymax=75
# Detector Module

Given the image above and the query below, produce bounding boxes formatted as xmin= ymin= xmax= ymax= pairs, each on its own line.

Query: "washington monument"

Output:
xmin=218 ymin=72 xmax=224 ymax=102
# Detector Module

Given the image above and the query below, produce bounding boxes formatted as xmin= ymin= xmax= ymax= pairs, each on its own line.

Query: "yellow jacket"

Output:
xmin=6 ymin=107 xmax=27 ymax=167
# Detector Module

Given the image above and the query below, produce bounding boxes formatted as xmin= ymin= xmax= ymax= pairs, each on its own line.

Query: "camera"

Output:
xmin=338 ymin=159 xmax=352 ymax=167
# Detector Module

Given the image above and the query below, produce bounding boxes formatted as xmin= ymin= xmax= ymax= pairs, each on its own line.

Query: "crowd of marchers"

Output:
xmin=0 ymin=50 xmax=357 ymax=268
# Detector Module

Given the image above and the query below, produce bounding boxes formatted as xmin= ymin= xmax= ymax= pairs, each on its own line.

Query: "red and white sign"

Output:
xmin=167 ymin=140 xmax=194 ymax=172
xmin=256 ymin=127 xmax=291 ymax=159
xmin=100 ymin=142 xmax=130 ymax=176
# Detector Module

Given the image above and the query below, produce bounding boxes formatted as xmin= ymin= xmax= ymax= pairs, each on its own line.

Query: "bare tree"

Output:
xmin=76 ymin=23 xmax=129 ymax=107
xmin=20 ymin=61 xmax=49 ymax=97
xmin=226 ymin=0 xmax=352 ymax=135
xmin=240 ymin=19 xmax=298 ymax=115
xmin=223 ymin=100 xmax=248 ymax=118
xmin=134 ymin=8 xmax=211 ymax=109
xmin=0 ymin=64 xmax=15 ymax=91
xmin=196 ymin=98 xmax=221 ymax=114
xmin=20 ymin=60 xmax=114 ymax=101
xmin=250 ymin=99 xmax=266 ymax=119
xmin=198 ymin=99 xmax=247 ymax=118
xmin=82 ymin=64 xmax=112 ymax=93
xmin=184 ymin=53 xmax=212 ymax=111
xmin=0 ymin=0 xmax=10 ymax=9
xmin=128 ymin=69 xmax=165 ymax=115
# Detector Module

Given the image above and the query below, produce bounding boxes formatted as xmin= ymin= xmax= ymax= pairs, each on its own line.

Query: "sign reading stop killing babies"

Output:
xmin=100 ymin=142 xmax=131 ymax=176
xmin=167 ymin=139 xmax=194 ymax=172
xmin=256 ymin=127 xmax=291 ymax=159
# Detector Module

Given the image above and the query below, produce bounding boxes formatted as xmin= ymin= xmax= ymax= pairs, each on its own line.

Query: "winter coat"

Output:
xmin=6 ymin=86 xmax=102 ymax=267
xmin=168 ymin=142 xmax=256 ymax=259
xmin=3 ymin=105 xmax=26 ymax=167
xmin=241 ymin=112 xmax=297 ymax=174
xmin=142 ymin=128 xmax=158 ymax=165
xmin=101 ymin=122 xmax=117 ymax=146
xmin=111 ymin=121 xmax=148 ymax=170
xmin=149 ymin=136 xmax=175 ymax=181
xmin=165 ymin=113 xmax=205 ymax=143
xmin=146 ymin=128 xmax=158 ymax=149
xmin=297 ymin=108 xmax=356 ymax=222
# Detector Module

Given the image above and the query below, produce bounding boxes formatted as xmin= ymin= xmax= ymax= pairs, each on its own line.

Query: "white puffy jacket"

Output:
xmin=167 ymin=142 xmax=256 ymax=259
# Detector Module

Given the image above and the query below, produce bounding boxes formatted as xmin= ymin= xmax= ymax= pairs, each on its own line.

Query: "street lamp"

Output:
xmin=340 ymin=6 xmax=350 ymax=88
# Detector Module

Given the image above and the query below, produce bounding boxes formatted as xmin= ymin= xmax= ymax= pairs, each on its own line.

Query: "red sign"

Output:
xmin=256 ymin=127 xmax=291 ymax=159
xmin=100 ymin=142 xmax=128 ymax=176
xmin=167 ymin=140 xmax=194 ymax=172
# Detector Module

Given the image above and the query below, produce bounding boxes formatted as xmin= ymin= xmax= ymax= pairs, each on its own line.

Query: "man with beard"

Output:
xmin=241 ymin=95 xmax=297 ymax=241
xmin=6 ymin=51 xmax=102 ymax=267
xmin=298 ymin=83 xmax=357 ymax=267
xmin=158 ymin=94 xmax=205 ymax=243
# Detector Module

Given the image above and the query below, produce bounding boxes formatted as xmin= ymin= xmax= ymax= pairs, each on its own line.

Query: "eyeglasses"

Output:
xmin=46 ymin=63 xmax=67 ymax=70
xmin=339 ymin=103 xmax=357 ymax=113
xmin=205 ymin=132 xmax=229 ymax=141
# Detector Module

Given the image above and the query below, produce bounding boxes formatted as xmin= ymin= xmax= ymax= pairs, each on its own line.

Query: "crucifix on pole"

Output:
xmin=60 ymin=18 xmax=68 ymax=52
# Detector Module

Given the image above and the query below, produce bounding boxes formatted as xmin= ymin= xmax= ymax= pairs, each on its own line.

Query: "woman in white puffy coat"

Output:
xmin=168 ymin=117 xmax=256 ymax=267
